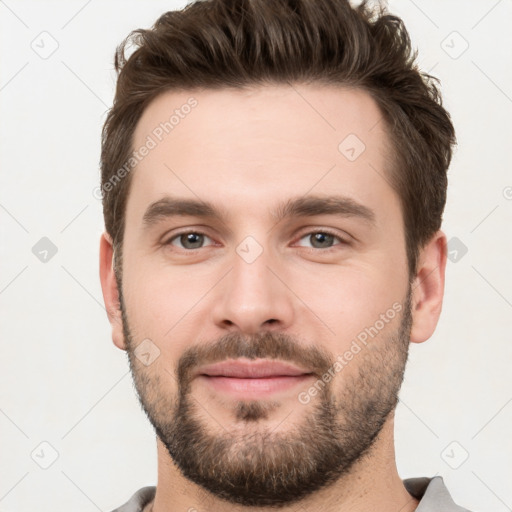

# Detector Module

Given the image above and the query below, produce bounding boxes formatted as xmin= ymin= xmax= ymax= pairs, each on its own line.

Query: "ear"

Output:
xmin=99 ymin=232 xmax=127 ymax=350
xmin=409 ymin=230 xmax=447 ymax=344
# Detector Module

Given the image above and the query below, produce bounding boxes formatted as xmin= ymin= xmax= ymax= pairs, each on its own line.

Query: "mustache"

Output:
xmin=176 ymin=331 xmax=334 ymax=388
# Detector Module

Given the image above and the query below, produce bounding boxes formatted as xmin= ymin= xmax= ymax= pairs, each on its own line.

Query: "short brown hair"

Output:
xmin=101 ymin=0 xmax=456 ymax=280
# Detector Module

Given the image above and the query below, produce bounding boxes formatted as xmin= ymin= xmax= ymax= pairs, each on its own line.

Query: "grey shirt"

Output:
xmin=111 ymin=476 xmax=474 ymax=511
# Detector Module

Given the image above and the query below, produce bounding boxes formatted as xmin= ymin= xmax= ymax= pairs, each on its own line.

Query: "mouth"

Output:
xmin=195 ymin=359 xmax=315 ymax=397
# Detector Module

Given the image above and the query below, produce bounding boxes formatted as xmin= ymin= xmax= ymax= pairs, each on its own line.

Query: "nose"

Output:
xmin=210 ymin=244 xmax=295 ymax=334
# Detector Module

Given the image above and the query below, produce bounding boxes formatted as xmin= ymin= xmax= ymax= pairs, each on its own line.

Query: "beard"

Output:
xmin=118 ymin=284 xmax=412 ymax=508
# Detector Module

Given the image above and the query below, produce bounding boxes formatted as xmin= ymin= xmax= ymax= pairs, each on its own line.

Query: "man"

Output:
xmin=99 ymin=0 xmax=472 ymax=510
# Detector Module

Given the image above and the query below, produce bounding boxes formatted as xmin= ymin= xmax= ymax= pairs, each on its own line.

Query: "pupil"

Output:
xmin=312 ymin=233 xmax=333 ymax=248
xmin=183 ymin=233 xmax=203 ymax=248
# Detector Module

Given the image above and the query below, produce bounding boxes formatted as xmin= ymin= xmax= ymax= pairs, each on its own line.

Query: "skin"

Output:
xmin=99 ymin=84 xmax=447 ymax=512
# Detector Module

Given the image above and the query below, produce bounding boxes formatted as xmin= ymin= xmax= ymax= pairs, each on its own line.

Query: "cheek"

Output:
xmin=122 ymin=265 xmax=211 ymax=369
xmin=123 ymin=260 xmax=206 ymax=328
xmin=292 ymin=262 xmax=405 ymax=341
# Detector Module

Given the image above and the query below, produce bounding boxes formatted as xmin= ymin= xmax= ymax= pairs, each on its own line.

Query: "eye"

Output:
xmin=295 ymin=230 xmax=348 ymax=250
xmin=165 ymin=231 xmax=214 ymax=250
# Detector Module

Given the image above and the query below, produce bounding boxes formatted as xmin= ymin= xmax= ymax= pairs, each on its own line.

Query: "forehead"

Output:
xmin=128 ymin=84 xmax=399 ymax=228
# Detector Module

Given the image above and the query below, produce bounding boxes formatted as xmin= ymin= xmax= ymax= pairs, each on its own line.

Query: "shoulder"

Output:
xmin=110 ymin=486 xmax=156 ymax=512
xmin=404 ymin=475 xmax=476 ymax=511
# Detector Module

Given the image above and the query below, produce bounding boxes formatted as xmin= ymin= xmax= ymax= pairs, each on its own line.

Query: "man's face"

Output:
xmin=116 ymin=85 xmax=413 ymax=506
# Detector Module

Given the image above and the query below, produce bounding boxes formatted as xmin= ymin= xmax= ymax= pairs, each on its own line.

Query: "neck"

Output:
xmin=147 ymin=413 xmax=418 ymax=512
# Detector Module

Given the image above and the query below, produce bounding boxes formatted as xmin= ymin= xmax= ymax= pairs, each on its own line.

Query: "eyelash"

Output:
xmin=162 ymin=229 xmax=350 ymax=252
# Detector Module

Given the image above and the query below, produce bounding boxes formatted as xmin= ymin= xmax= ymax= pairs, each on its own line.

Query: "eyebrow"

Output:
xmin=142 ymin=194 xmax=376 ymax=229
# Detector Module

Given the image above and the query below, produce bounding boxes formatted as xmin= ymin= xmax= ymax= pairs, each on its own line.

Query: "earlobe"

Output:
xmin=409 ymin=230 xmax=448 ymax=344
xmin=99 ymin=232 xmax=127 ymax=351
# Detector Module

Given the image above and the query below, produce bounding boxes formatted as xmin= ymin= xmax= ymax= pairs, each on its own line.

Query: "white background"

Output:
xmin=1 ymin=1 xmax=511 ymax=510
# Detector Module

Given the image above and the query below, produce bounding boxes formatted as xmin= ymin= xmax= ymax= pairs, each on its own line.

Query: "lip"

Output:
xmin=196 ymin=359 xmax=312 ymax=379
xmin=195 ymin=359 xmax=314 ymax=398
